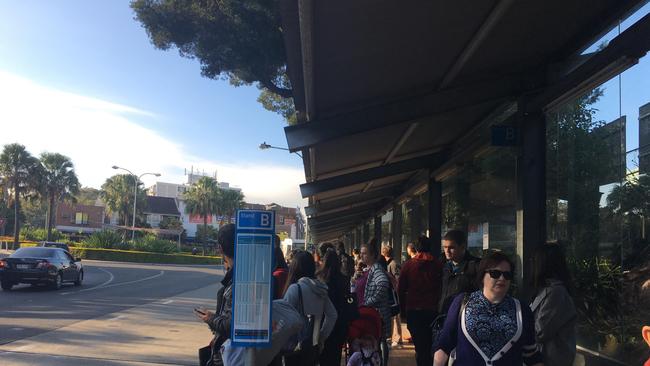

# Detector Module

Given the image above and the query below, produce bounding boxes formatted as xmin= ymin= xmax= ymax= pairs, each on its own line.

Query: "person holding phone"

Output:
xmin=194 ymin=224 xmax=236 ymax=366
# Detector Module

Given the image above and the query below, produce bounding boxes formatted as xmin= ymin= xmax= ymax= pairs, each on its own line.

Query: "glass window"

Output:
xmin=546 ymin=45 xmax=649 ymax=364
xmin=441 ymin=148 xmax=517 ymax=258
xmin=75 ymin=212 xmax=88 ymax=225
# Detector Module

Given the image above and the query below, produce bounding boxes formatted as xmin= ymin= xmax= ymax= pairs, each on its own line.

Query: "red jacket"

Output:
xmin=398 ymin=253 xmax=442 ymax=312
xmin=272 ymin=267 xmax=288 ymax=300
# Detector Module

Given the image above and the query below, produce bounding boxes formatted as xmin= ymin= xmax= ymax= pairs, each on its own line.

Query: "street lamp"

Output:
xmin=258 ymin=142 xmax=302 ymax=158
xmin=112 ymin=166 xmax=161 ymax=241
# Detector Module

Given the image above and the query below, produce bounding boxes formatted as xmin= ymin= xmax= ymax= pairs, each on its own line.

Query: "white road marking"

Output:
xmin=108 ymin=315 xmax=125 ymax=322
xmin=61 ymin=267 xmax=114 ymax=295
xmin=10 ymin=327 xmax=25 ymax=331
xmin=13 ymin=345 xmax=32 ymax=351
xmin=90 ymin=270 xmax=165 ymax=290
xmin=162 ymin=300 xmax=173 ymax=304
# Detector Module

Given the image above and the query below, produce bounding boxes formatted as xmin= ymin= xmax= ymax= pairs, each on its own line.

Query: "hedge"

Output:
xmin=68 ymin=247 xmax=222 ymax=265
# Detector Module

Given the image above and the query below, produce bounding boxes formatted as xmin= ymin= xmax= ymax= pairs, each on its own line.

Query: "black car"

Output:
xmin=0 ymin=247 xmax=83 ymax=291
xmin=41 ymin=241 xmax=71 ymax=252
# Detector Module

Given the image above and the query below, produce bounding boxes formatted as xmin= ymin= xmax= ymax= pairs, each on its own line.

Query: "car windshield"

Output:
xmin=11 ymin=248 xmax=58 ymax=258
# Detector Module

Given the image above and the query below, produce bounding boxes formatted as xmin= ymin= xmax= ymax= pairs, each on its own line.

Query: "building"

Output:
xmin=279 ymin=2 xmax=650 ymax=364
xmin=143 ymin=196 xmax=181 ymax=228
xmin=243 ymin=202 xmax=306 ymax=242
xmin=147 ymin=172 xmax=243 ymax=239
xmin=55 ymin=202 xmax=106 ymax=234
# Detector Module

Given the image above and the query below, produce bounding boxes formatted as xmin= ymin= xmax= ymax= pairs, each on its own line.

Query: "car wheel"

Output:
xmin=74 ymin=270 xmax=83 ymax=286
xmin=1 ymin=281 xmax=12 ymax=291
xmin=51 ymin=273 xmax=63 ymax=290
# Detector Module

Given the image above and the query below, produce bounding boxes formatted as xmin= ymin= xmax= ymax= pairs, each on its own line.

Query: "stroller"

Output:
xmin=345 ymin=306 xmax=383 ymax=366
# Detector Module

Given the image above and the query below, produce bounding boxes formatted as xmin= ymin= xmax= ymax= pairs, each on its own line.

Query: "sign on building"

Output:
xmin=231 ymin=209 xmax=275 ymax=347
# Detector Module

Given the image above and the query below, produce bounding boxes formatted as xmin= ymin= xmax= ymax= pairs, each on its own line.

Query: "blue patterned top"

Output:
xmin=465 ymin=291 xmax=518 ymax=358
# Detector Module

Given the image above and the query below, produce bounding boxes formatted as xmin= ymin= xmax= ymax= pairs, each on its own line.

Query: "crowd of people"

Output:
xmin=196 ymin=224 xmax=582 ymax=366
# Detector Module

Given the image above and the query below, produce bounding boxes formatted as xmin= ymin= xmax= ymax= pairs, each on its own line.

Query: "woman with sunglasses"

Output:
xmin=433 ymin=251 xmax=543 ymax=366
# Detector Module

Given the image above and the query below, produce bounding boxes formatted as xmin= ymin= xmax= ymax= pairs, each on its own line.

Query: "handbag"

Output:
xmin=282 ymin=284 xmax=318 ymax=365
xmin=198 ymin=344 xmax=213 ymax=366
xmin=343 ymin=292 xmax=360 ymax=321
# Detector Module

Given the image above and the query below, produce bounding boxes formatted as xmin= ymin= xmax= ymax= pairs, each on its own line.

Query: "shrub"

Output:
xmin=132 ymin=234 xmax=178 ymax=254
xmin=20 ymin=226 xmax=65 ymax=242
xmin=69 ymin=247 xmax=221 ymax=265
xmin=82 ymin=230 xmax=128 ymax=249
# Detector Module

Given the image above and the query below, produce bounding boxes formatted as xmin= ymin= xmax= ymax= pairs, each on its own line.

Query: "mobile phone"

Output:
xmin=194 ymin=307 xmax=205 ymax=314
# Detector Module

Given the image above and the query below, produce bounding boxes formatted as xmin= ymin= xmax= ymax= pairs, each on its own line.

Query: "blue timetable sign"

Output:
xmin=231 ymin=210 xmax=275 ymax=347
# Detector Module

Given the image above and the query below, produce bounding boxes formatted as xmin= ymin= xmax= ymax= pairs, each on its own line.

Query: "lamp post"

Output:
xmin=112 ymin=166 xmax=161 ymax=241
xmin=258 ymin=142 xmax=302 ymax=158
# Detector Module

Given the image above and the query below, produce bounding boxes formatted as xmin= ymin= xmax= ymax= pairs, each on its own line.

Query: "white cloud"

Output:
xmin=0 ymin=71 xmax=306 ymax=208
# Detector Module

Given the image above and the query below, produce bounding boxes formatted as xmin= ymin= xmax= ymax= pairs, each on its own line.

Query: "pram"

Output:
xmin=345 ymin=306 xmax=384 ymax=366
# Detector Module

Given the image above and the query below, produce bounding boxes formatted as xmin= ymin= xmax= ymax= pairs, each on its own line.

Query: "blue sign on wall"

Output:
xmin=491 ymin=125 xmax=518 ymax=146
xmin=231 ymin=209 xmax=275 ymax=347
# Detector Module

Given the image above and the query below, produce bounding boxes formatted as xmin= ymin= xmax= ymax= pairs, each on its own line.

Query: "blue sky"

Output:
xmin=0 ymin=1 xmax=305 ymax=207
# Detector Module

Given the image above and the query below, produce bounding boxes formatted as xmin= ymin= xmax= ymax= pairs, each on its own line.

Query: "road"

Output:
xmin=0 ymin=259 xmax=224 ymax=365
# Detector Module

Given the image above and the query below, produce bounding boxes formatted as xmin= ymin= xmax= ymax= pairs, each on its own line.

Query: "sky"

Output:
xmin=0 ymin=1 xmax=306 ymax=208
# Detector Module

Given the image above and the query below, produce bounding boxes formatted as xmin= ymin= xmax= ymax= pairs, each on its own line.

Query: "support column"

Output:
xmin=409 ymin=200 xmax=422 ymax=243
xmin=516 ymin=103 xmax=546 ymax=300
xmin=374 ymin=215 xmax=382 ymax=244
xmin=362 ymin=223 xmax=370 ymax=244
xmin=392 ymin=204 xmax=403 ymax=264
xmin=428 ymin=175 xmax=442 ymax=257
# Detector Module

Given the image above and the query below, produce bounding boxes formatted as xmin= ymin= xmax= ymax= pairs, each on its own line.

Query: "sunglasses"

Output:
xmin=486 ymin=269 xmax=513 ymax=280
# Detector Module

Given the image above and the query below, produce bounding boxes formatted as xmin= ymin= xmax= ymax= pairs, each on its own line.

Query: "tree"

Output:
xmin=183 ymin=176 xmax=221 ymax=247
xmin=220 ymin=189 xmax=245 ymax=224
xmin=0 ymin=144 xmax=42 ymax=248
xmin=159 ymin=216 xmax=183 ymax=230
xmin=100 ymin=174 xmax=147 ymax=228
xmin=131 ymin=0 xmax=297 ymax=123
xmin=39 ymin=153 xmax=80 ymax=241
xmin=76 ymin=187 xmax=101 ymax=206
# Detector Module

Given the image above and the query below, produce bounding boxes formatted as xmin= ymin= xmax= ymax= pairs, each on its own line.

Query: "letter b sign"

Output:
xmin=261 ymin=213 xmax=270 ymax=227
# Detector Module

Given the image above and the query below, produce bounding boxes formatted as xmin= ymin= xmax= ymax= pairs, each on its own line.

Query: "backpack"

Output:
xmin=386 ymin=272 xmax=400 ymax=317
xmin=431 ymin=292 xmax=470 ymax=353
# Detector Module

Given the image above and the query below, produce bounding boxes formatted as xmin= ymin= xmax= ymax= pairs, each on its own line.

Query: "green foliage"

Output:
xmin=184 ymin=176 xmax=221 ymax=245
xmin=100 ymin=174 xmax=147 ymax=226
xmin=158 ymin=216 xmax=183 ymax=230
xmin=0 ymin=143 xmax=42 ymax=245
xmin=39 ymin=152 xmax=80 ymax=241
xmin=219 ymin=189 xmax=245 ymax=224
xmin=20 ymin=226 xmax=65 ymax=242
xmin=21 ymin=198 xmax=47 ymax=228
xmin=82 ymin=229 xmax=129 ymax=250
xmin=70 ymin=247 xmax=222 ymax=265
xmin=75 ymin=187 xmax=100 ymax=206
xmin=132 ymin=234 xmax=178 ymax=254
xmin=195 ymin=225 xmax=218 ymax=244
xmin=131 ymin=0 xmax=296 ymax=122
xmin=257 ymin=72 xmax=297 ymax=124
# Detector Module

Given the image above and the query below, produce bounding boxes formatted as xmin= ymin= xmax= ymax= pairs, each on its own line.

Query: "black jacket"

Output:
xmin=208 ymin=268 xmax=233 ymax=366
xmin=438 ymin=252 xmax=480 ymax=313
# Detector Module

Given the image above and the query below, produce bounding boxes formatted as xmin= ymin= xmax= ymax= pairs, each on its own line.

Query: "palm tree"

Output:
xmin=183 ymin=177 xmax=221 ymax=247
xmin=0 ymin=144 xmax=41 ymax=248
xmin=221 ymin=189 xmax=245 ymax=224
xmin=40 ymin=153 xmax=80 ymax=241
xmin=101 ymin=174 xmax=146 ymax=227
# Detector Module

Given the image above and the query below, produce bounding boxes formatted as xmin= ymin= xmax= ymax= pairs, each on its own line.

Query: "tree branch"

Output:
xmin=261 ymin=79 xmax=293 ymax=98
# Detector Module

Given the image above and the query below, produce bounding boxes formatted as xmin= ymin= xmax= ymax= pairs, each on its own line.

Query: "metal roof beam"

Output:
xmin=305 ymin=186 xmax=398 ymax=216
xmin=533 ymin=12 xmax=650 ymax=112
xmin=300 ymin=150 xmax=449 ymax=198
xmin=284 ymin=74 xmax=542 ymax=152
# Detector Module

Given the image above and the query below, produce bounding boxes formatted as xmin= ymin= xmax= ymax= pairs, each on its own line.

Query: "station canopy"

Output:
xmin=279 ymin=0 xmax=650 ymax=241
